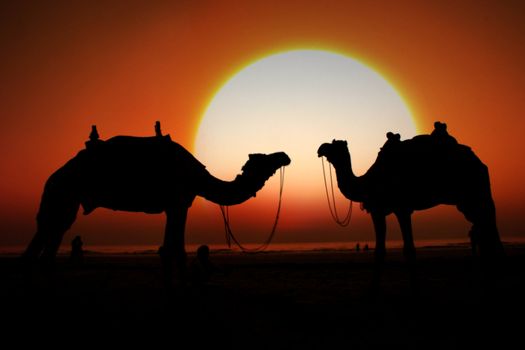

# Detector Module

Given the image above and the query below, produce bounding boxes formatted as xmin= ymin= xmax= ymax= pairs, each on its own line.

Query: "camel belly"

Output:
xmin=366 ymin=184 xmax=463 ymax=213
xmin=79 ymin=176 xmax=197 ymax=215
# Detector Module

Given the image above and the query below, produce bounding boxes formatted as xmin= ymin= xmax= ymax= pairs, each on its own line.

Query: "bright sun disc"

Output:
xmin=194 ymin=49 xmax=416 ymax=231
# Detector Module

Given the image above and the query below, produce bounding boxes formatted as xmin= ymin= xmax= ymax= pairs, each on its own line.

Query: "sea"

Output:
xmin=3 ymin=238 xmax=524 ymax=255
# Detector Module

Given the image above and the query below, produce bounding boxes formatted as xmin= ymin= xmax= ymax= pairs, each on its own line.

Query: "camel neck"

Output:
xmin=331 ymin=150 xmax=364 ymax=203
xmin=198 ymin=171 xmax=262 ymax=206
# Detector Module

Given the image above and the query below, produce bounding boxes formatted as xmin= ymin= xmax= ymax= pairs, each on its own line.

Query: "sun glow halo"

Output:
xmin=194 ymin=50 xmax=416 ymax=228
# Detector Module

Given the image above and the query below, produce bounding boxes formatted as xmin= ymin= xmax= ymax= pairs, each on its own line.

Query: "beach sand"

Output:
xmin=1 ymin=244 xmax=524 ymax=348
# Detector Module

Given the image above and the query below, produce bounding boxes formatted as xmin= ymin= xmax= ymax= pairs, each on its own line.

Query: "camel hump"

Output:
xmin=373 ymin=122 xmax=476 ymax=171
xmin=105 ymin=134 xmax=173 ymax=146
xmin=106 ymin=135 xmax=205 ymax=167
xmin=78 ymin=132 xmax=206 ymax=172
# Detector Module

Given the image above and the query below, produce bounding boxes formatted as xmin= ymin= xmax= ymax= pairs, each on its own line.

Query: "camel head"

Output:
xmin=240 ymin=152 xmax=291 ymax=182
xmin=317 ymin=140 xmax=350 ymax=164
xmin=197 ymin=152 xmax=290 ymax=205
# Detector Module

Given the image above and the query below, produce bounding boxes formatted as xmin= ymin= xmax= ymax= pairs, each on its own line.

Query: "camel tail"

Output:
xmin=460 ymin=163 xmax=504 ymax=261
xmin=22 ymin=167 xmax=80 ymax=262
xmin=472 ymin=199 xmax=504 ymax=258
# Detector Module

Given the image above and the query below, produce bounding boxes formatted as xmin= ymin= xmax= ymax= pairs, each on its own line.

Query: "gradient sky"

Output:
xmin=1 ymin=0 xmax=524 ymax=248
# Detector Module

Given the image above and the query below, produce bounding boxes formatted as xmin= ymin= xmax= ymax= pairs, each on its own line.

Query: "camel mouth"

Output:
xmin=317 ymin=143 xmax=330 ymax=158
xmin=273 ymin=152 xmax=291 ymax=167
xmin=242 ymin=152 xmax=291 ymax=176
xmin=318 ymin=140 xmax=347 ymax=158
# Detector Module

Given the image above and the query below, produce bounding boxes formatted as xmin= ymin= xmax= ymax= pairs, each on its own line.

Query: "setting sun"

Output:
xmin=2 ymin=2 xmax=524 ymax=344
xmin=1 ymin=1 xmax=524 ymax=248
xmin=194 ymin=49 xmax=416 ymax=236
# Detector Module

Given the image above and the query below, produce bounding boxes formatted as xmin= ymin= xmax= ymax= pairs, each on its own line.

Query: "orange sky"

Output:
xmin=1 ymin=0 xmax=525 ymax=248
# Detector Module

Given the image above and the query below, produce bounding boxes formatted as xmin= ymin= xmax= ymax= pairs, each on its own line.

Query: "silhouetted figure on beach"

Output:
xmin=363 ymin=244 xmax=369 ymax=252
xmin=22 ymin=122 xmax=290 ymax=285
xmin=355 ymin=243 xmax=360 ymax=252
xmin=318 ymin=121 xmax=504 ymax=288
xmin=69 ymin=235 xmax=84 ymax=265
xmin=190 ymin=245 xmax=221 ymax=285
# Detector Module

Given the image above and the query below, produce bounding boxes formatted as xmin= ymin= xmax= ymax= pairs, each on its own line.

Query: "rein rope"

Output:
xmin=220 ymin=166 xmax=285 ymax=252
xmin=321 ymin=157 xmax=353 ymax=227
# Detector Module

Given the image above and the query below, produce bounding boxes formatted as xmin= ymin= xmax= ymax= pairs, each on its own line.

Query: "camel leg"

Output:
xmin=458 ymin=200 xmax=504 ymax=261
xmin=456 ymin=200 xmax=505 ymax=294
xmin=160 ymin=206 xmax=188 ymax=287
xmin=23 ymin=230 xmax=47 ymax=262
xmin=22 ymin=188 xmax=80 ymax=267
xmin=395 ymin=211 xmax=416 ymax=262
xmin=395 ymin=211 xmax=418 ymax=292
xmin=371 ymin=212 xmax=386 ymax=290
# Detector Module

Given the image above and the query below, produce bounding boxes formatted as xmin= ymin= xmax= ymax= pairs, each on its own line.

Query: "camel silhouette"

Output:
xmin=318 ymin=122 xmax=504 ymax=282
xmin=23 ymin=123 xmax=291 ymax=280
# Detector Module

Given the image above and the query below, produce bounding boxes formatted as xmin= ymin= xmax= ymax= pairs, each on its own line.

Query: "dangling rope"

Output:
xmin=220 ymin=166 xmax=286 ymax=252
xmin=321 ymin=157 xmax=353 ymax=227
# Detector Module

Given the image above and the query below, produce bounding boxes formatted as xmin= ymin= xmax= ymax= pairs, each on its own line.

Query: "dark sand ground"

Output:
xmin=1 ymin=244 xmax=524 ymax=348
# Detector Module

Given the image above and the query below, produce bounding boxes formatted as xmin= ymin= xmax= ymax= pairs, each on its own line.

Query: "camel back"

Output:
xmin=61 ymin=135 xmax=208 ymax=214
xmin=80 ymin=134 xmax=205 ymax=174
xmin=370 ymin=133 xmax=485 ymax=178
xmin=364 ymin=127 xmax=491 ymax=208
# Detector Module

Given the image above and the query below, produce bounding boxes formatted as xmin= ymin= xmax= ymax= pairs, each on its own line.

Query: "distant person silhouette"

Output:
xmin=364 ymin=244 xmax=370 ymax=252
xmin=190 ymin=245 xmax=221 ymax=285
xmin=70 ymin=235 xmax=84 ymax=265
xmin=355 ymin=243 xmax=360 ymax=252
